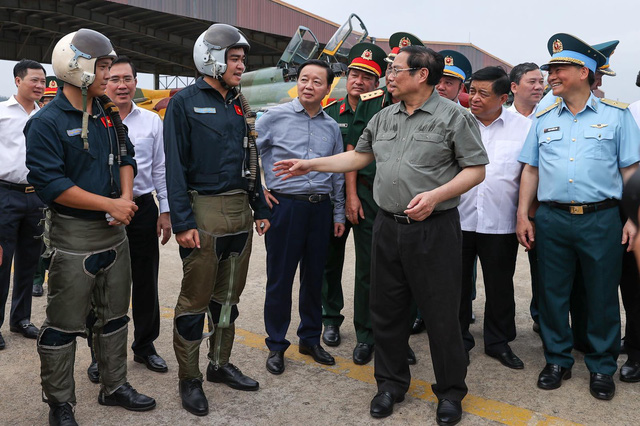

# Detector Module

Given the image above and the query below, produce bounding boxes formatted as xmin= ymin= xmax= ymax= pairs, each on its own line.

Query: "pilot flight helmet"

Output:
xmin=193 ymin=23 xmax=250 ymax=78
xmin=52 ymin=28 xmax=117 ymax=88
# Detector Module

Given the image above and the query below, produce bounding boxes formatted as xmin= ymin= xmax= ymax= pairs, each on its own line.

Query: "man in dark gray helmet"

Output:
xmin=164 ymin=23 xmax=271 ymax=416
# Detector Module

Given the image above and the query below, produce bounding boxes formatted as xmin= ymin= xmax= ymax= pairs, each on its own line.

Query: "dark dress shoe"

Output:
xmin=49 ymin=402 xmax=78 ymax=426
xmin=179 ymin=378 xmax=208 ymax=416
xmin=370 ymin=391 xmax=404 ymax=418
xmin=87 ymin=361 xmax=100 ymax=384
xmin=436 ymin=399 xmax=462 ymax=425
xmin=98 ymin=382 xmax=156 ymax=411
xmin=620 ymin=359 xmax=640 ymax=382
xmin=487 ymin=349 xmax=524 ymax=369
xmin=322 ymin=325 xmax=341 ymax=347
xmin=32 ymin=282 xmax=44 ymax=297
xmin=411 ymin=318 xmax=425 ymax=334
xmin=353 ymin=343 xmax=374 ymax=365
xmin=590 ymin=373 xmax=615 ymax=400
xmin=266 ymin=350 xmax=285 ymax=375
xmin=407 ymin=345 xmax=417 ymax=365
xmin=0 ymin=331 xmax=5 ymax=350
xmin=206 ymin=362 xmax=259 ymax=390
xmin=134 ymin=353 xmax=168 ymax=373
xmin=299 ymin=344 xmax=335 ymax=365
xmin=9 ymin=321 xmax=39 ymax=339
xmin=537 ymin=364 xmax=571 ymax=390
xmin=532 ymin=322 xmax=540 ymax=334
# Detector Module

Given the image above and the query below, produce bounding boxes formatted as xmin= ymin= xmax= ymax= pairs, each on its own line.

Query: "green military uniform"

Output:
xmin=321 ymin=97 xmax=355 ymax=329
xmin=321 ymin=42 xmax=387 ymax=348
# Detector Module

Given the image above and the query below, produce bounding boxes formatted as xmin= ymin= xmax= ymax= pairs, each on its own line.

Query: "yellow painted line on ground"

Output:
xmin=160 ymin=306 xmax=580 ymax=425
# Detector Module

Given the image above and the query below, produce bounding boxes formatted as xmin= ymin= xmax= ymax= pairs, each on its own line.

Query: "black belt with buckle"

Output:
xmin=546 ymin=199 xmax=619 ymax=215
xmin=133 ymin=192 xmax=153 ymax=204
xmin=270 ymin=191 xmax=329 ymax=204
xmin=380 ymin=208 xmax=453 ymax=224
xmin=380 ymin=209 xmax=419 ymax=224
xmin=0 ymin=179 xmax=35 ymax=193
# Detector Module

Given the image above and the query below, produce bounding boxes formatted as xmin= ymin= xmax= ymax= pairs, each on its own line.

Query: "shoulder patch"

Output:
xmin=324 ymin=99 xmax=338 ymax=109
xmin=600 ymin=98 xmax=629 ymax=109
xmin=360 ymin=89 xmax=384 ymax=102
xmin=535 ymin=97 xmax=561 ymax=118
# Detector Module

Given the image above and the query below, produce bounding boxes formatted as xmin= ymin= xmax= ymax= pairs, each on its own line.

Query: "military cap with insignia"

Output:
xmin=43 ymin=76 xmax=62 ymax=97
xmin=541 ymin=33 xmax=606 ymax=73
xmin=592 ymin=40 xmax=619 ymax=76
xmin=348 ymin=42 xmax=388 ymax=78
xmin=439 ymin=50 xmax=472 ymax=82
xmin=385 ymin=32 xmax=424 ymax=63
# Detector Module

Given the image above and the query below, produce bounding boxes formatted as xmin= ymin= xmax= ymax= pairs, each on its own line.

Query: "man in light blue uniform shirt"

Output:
xmin=258 ymin=59 xmax=345 ymax=375
xmin=517 ymin=33 xmax=640 ymax=401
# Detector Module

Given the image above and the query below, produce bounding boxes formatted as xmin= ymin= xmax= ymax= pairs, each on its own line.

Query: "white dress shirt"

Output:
xmin=0 ymin=95 xmax=40 ymax=184
xmin=122 ymin=102 xmax=169 ymax=213
xmin=629 ymin=100 xmax=640 ymax=128
xmin=507 ymin=103 xmax=536 ymax=120
xmin=458 ymin=108 xmax=532 ymax=234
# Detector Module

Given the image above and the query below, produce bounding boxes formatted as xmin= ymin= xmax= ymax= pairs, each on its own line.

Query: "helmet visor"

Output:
xmin=71 ymin=28 xmax=115 ymax=59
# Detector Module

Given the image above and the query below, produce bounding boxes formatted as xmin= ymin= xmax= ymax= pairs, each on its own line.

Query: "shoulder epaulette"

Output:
xmin=600 ymin=98 xmax=629 ymax=109
xmin=535 ymin=97 xmax=561 ymax=118
xmin=324 ymin=99 xmax=338 ymax=109
xmin=360 ymin=89 xmax=384 ymax=102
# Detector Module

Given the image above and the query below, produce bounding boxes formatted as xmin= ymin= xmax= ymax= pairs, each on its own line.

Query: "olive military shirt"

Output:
xmin=347 ymin=87 xmax=393 ymax=182
xmin=324 ymin=97 xmax=355 ymax=150
xmin=354 ymin=90 xmax=488 ymax=213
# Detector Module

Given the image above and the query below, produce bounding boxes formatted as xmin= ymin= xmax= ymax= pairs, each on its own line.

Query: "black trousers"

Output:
xmin=370 ymin=209 xmax=468 ymax=402
xmin=0 ymin=186 xmax=43 ymax=329
xmin=127 ymin=194 xmax=161 ymax=356
xmin=460 ymin=232 xmax=518 ymax=354
xmin=620 ymin=248 xmax=640 ymax=362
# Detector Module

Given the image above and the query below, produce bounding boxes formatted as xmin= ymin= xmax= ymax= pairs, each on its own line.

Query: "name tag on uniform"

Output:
xmin=66 ymin=128 xmax=82 ymax=136
xmin=194 ymin=107 xmax=216 ymax=114
xmin=543 ymin=126 xmax=560 ymax=133
xmin=338 ymin=123 xmax=348 ymax=128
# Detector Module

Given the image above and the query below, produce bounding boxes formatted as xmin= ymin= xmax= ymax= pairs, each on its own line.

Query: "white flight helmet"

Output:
xmin=193 ymin=23 xmax=250 ymax=78
xmin=52 ymin=28 xmax=117 ymax=88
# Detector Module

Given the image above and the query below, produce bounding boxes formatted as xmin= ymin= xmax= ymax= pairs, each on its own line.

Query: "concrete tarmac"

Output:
xmin=1 ymin=232 xmax=639 ymax=425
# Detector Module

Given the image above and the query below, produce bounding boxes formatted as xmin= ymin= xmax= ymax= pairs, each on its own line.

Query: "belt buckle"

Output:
xmin=569 ymin=205 xmax=584 ymax=215
xmin=394 ymin=214 xmax=411 ymax=224
xmin=308 ymin=194 xmax=321 ymax=203
xmin=25 ymin=186 xmax=35 ymax=194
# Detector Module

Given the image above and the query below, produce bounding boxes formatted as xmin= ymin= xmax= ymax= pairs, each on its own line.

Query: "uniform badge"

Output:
xmin=444 ymin=56 xmax=454 ymax=66
xmin=590 ymin=124 xmax=609 ymax=128
xmin=361 ymin=49 xmax=373 ymax=61
xmin=552 ymin=39 xmax=563 ymax=53
xmin=338 ymin=123 xmax=348 ymax=128
xmin=49 ymin=80 xmax=58 ymax=89
xmin=543 ymin=126 xmax=560 ymax=133
xmin=399 ymin=37 xmax=411 ymax=48
xmin=100 ymin=117 xmax=113 ymax=128
xmin=234 ymin=105 xmax=243 ymax=116
xmin=66 ymin=128 xmax=81 ymax=136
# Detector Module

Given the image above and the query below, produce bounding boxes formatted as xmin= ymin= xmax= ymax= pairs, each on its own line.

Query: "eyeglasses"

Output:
xmin=389 ymin=67 xmax=419 ymax=76
xmin=108 ymin=76 xmax=135 ymax=84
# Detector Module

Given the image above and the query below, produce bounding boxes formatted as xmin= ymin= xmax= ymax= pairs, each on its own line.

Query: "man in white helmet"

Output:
xmin=25 ymin=28 xmax=156 ymax=425
xmin=164 ymin=23 xmax=271 ymax=416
